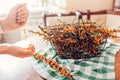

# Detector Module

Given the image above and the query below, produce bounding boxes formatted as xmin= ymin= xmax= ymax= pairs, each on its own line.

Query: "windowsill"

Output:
xmin=107 ymin=10 xmax=120 ymax=15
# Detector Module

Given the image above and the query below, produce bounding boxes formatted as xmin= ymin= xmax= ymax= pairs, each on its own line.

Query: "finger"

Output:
xmin=17 ymin=13 xmax=28 ymax=19
xmin=17 ymin=8 xmax=29 ymax=17
xmin=17 ymin=12 xmax=28 ymax=22
xmin=17 ymin=15 xmax=28 ymax=21
xmin=17 ymin=11 xmax=29 ymax=22
xmin=17 ymin=18 xmax=27 ymax=23
xmin=23 ymin=50 xmax=34 ymax=57
xmin=17 ymin=22 xmax=25 ymax=27
xmin=28 ymin=44 xmax=35 ymax=52
xmin=17 ymin=6 xmax=28 ymax=13
xmin=23 ymin=44 xmax=35 ymax=52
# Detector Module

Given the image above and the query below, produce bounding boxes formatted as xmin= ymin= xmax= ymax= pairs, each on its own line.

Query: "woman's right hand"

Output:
xmin=0 ymin=3 xmax=29 ymax=32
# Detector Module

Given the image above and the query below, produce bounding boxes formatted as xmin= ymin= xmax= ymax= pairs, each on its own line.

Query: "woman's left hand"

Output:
xmin=7 ymin=44 xmax=35 ymax=58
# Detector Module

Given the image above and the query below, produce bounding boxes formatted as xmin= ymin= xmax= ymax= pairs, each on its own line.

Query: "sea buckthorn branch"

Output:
xmin=33 ymin=53 xmax=73 ymax=78
xmin=29 ymin=21 xmax=120 ymax=59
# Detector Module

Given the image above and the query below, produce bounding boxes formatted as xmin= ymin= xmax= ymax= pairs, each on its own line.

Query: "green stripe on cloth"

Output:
xmin=32 ymin=39 xmax=120 ymax=80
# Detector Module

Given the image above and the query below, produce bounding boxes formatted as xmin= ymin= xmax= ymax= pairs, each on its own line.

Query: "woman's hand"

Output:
xmin=16 ymin=3 xmax=29 ymax=27
xmin=0 ymin=3 xmax=29 ymax=32
xmin=7 ymin=44 xmax=35 ymax=58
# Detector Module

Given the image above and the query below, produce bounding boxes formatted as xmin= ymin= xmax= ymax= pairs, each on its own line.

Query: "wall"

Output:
xmin=46 ymin=15 xmax=87 ymax=26
xmin=106 ymin=14 xmax=120 ymax=29
xmin=66 ymin=0 xmax=114 ymax=12
xmin=90 ymin=14 xmax=107 ymax=27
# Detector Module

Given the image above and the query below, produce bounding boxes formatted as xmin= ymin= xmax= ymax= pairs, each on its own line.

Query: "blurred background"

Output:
xmin=0 ymin=0 xmax=119 ymax=43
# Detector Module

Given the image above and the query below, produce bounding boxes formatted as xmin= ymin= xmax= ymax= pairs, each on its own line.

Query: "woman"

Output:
xmin=0 ymin=3 xmax=35 ymax=58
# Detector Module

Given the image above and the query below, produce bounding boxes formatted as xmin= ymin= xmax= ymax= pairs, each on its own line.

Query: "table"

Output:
xmin=0 ymin=37 xmax=120 ymax=80
xmin=111 ymin=38 xmax=120 ymax=80
xmin=32 ymin=38 xmax=120 ymax=80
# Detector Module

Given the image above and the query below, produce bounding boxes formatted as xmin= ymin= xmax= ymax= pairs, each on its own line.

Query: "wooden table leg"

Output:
xmin=115 ymin=50 xmax=120 ymax=80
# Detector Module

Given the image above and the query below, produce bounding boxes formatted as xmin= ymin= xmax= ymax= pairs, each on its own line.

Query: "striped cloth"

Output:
xmin=32 ymin=39 xmax=120 ymax=80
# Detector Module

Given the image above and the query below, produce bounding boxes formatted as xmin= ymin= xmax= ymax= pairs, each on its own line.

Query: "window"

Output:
xmin=114 ymin=0 xmax=120 ymax=11
xmin=0 ymin=0 xmax=35 ymax=14
xmin=0 ymin=0 xmax=66 ymax=15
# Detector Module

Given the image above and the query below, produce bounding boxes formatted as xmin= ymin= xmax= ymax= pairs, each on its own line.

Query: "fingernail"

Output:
xmin=18 ymin=13 xmax=21 ymax=16
xmin=17 ymin=17 xmax=20 ymax=19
